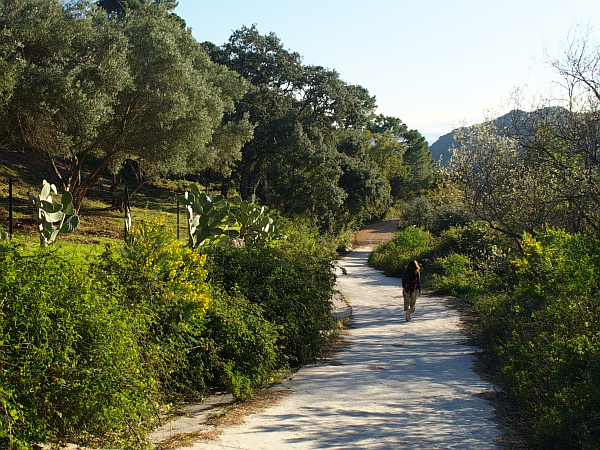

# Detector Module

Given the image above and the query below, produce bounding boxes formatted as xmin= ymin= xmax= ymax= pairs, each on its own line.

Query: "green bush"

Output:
xmin=430 ymin=253 xmax=500 ymax=302
xmin=201 ymin=237 xmax=336 ymax=367
xmin=189 ymin=292 xmax=280 ymax=400
xmin=395 ymin=192 xmax=470 ymax=235
xmin=0 ymin=245 xmax=158 ymax=449
xmin=480 ymin=229 xmax=600 ymax=448
xmin=96 ymin=218 xmax=212 ymax=400
xmin=368 ymin=226 xmax=431 ymax=276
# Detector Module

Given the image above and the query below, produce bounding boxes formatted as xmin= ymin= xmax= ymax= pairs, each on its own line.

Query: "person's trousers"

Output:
xmin=403 ymin=289 xmax=417 ymax=313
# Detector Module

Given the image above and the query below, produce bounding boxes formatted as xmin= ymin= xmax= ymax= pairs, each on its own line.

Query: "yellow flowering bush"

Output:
xmin=489 ymin=229 xmax=600 ymax=447
xmin=99 ymin=218 xmax=212 ymax=398
xmin=125 ymin=218 xmax=210 ymax=314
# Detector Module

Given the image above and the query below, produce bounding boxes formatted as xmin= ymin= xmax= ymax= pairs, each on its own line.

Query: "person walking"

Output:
xmin=402 ymin=260 xmax=421 ymax=321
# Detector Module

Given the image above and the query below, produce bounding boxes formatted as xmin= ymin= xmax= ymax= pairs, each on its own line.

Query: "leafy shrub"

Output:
xmin=201 ymin=237 xmax=336 ymax=367
xmin=368 ymin=226 xmax=432 ymax=276
xmin=430 ymin=253 xmax=500 ymax=301
xmin=436 ymin=221 xmax=513 ymax=274
xmin=396 ymin=190 xmax=471 ymax=235
xmin=0 ymin=245 xmax=157 ymax=449
xmin=189 ymin=292 xmax=280 ymax=400
xmin=97 ymin=218 xmax=212 ymax=400
xmin=481 ymin=229 xmax=600 ymax=448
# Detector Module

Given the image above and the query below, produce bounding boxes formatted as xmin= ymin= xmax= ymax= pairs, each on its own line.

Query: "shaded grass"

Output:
xmin=0 ymin=149 xmax=190 ymax=248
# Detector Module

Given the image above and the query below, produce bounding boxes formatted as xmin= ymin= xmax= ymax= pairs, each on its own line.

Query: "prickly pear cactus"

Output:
xmin=178 ymin=184 xmax=237 ymax=248
xmin=28 ymin=180 xmax=79 ymax=247
xmin=231 ymin=195 xmax=278 ymax=242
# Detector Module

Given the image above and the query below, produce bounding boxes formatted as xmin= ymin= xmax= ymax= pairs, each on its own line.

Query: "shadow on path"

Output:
xmin=182 ymin=246 xmax=502 ymax=449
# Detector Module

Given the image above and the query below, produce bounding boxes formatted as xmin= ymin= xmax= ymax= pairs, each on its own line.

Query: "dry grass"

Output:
xmin=153 ymin=388 xmax=293 ymax=449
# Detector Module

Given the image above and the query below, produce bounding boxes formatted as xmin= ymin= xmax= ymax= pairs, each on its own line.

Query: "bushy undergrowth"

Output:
xmin=189 ymin=292 xmax=280 ymax=400
xmin=201 ymin=230 xmax=337 ymax=367
xmin=478 ymin=230 xmax=600 ymax=448
xmin=368 ymin=226 xmax=432 ymax=277
xmin=370 ymin=221 xmax=600 ymax=448
xmin=97 ymin=219 xmax=212 ymax=401
xmin=0 ymin=217 xmax=337 ymax=448
xmin=0 ymin=245 xmax=158 ymax=449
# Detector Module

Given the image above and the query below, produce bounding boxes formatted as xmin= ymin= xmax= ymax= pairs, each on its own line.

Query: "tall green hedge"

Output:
xmin=480 ymin=230 xmax=600 ymax=448
xmin=201 ymin=239 xmax=336 ymax=367
xmin=0 ymin=246 xmax=158 ymax=449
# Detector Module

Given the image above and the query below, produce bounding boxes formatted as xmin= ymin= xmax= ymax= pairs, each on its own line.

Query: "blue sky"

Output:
xmin=174 ymin=1 xmax=600 ymax=143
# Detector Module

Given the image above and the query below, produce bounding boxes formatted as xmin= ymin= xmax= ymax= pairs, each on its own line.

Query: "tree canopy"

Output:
xmin=0 ymin=0 xmax=252 ymax=209
xmin=1 ymin=4 xmax=436 ymax=233
xmin=203 ymin=25 xmax=433 ymax=234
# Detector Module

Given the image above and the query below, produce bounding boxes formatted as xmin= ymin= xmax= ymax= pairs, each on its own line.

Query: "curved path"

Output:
xmin=176 ymin=226 xmax=500 ymax=449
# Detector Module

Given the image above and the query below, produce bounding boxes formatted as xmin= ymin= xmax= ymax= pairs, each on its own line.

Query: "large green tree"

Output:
xmin=207 ymin=25 xmax=384 ymax=233
xmin=336 ymin=132 xmax=391 ymax=229
xmin=96 ymin=0 xmax=178 ymax=15
xmin=368 ymin=114 xmax=436 ymax=200
xmin=0 ymin=0 xmax=252 ymax=209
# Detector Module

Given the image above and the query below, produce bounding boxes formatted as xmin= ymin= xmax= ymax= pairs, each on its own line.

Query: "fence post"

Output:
xmin=176 ymin=194 xmax=180 ymax=240
xmin=124 ymin=187 xmax=131 ymax=242
xmin=8 ymin=177 xmax=13 ymax=239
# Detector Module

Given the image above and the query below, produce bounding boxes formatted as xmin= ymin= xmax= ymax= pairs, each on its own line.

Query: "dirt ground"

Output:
xmin=352 ymin=219 xmax=398 ymax=247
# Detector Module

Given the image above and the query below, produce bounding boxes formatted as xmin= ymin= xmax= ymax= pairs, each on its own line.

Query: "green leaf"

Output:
xmin=60 ymin=215 xmax=79 ymax=233
xmin=198 ymin=192 xmax=210 ymax=206
xmin=63 ymin=202 xmax=74 ymax=216
xmin=199 ymin=215 xmax=210 ymax=228
xmin=260 ymin=217 xmax=273 ymax=228
xmin=178 ymin=194 xmax=193 ymax=206
xmin=43 ymin=210 xmax=65 ymax=223
xmin=41 ymin=200 xmax=62 ymax=213
xmin=192 ymin=203 xmax=203 ymax=215
xmin=61 ymin=191 xmax=73 ymax=207
xmin=190 ymin=183 xmax=201 ymax=198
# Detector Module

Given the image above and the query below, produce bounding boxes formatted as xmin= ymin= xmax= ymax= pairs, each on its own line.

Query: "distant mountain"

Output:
xmin=428 ymin=107 xmax=567 ymax=165
xmin=429 ymin=131 xmax=455 ymax=165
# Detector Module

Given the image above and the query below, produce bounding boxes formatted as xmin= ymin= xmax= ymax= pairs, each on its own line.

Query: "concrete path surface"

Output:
xmin=174 ymin=246 xmax=501 ymax=449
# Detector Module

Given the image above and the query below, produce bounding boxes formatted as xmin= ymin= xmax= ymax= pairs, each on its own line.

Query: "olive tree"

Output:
xmin=0 ymin=0 xmax=252 ymax=209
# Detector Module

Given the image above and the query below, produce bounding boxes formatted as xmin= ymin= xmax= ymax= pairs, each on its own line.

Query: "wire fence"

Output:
xmin=3 ymin=178 xmax=185 ymax=242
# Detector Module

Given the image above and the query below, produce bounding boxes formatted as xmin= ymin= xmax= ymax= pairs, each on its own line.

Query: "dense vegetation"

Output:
xmin=370 ymin=29 xmax=600 ymax=449
xmin=0 ymin=0 xmax=435 ymax=447
xmin=0 ymin=0 xmax=435 ymax=234
xmin=0 ymin=214 xmax=338 ymax=448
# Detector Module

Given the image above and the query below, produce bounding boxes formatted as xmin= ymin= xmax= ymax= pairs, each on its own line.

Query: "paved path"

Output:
xmin=178 ymin=246 xmax=500 ymax=449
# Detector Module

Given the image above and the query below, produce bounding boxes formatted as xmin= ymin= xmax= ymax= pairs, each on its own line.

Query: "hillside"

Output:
xmin=0 ymin=149 xmax=184 ymax=245
xmin=428 ymin=107 xmax=567 ymax=165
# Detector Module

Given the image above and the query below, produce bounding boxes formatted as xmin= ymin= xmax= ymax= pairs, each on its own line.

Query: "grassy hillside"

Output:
xmin=0 ymin=149 xmax=195 ymax=249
